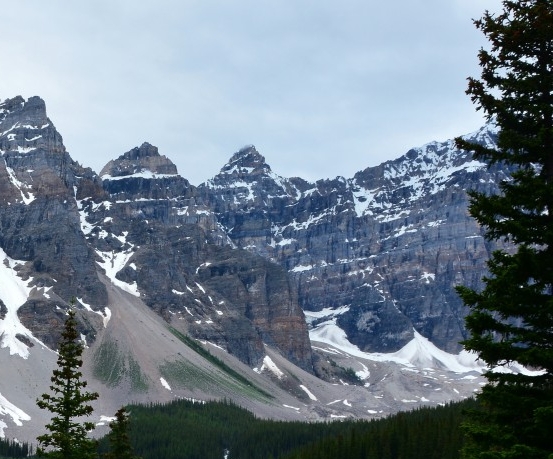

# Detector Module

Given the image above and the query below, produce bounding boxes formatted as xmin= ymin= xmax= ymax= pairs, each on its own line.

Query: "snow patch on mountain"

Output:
xmin=0 ymin=249 xmax=40 ymax=358
xmin=3 ymin=159 xmax=35 ymax=205
xmin=77 ymin=298 xmax=111 ymax=328
xmin=310 ymin=318 xmax=483 ymax=374
xmin=96 ymin=249 xmax=139 ymax=297
xmin=304 ymin=306 xmax=350 ymax=325
xmin=160 ymin=377 xmax=172 ymax=391
xmin=254 ymin=355 xmax=285 ymax=379
xmin=77 ymin=199 xmax=112 ymax=235
xmin=351 ymin=187 xmax=377 ymax=217
xmin=299 ymin=384 xmax=317 ymax=401
xmin=0 ymin=392 xmax=31 ymax=438
xmin=101 ymin=170 xmax=178 ymax=181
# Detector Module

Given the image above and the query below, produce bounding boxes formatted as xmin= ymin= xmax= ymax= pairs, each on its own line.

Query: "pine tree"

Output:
xmin=103 ymin=407 xmax=141 ymax=459
xmin=455 ymin=1 xmax=553 ymax=458
xmin=36 ymin=307 xmax=99 ymax=459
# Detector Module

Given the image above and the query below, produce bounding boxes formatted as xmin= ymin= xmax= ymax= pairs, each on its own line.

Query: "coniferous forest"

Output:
xmin=0 ymin=399 xmax=476 ymax=459
xmin=0 ymin=438 xmax=31 ymax=459
xmin=93 ymin=398 xmax=473 ymax=459
xmin=0 ymin=398 xmax=473 ymax=459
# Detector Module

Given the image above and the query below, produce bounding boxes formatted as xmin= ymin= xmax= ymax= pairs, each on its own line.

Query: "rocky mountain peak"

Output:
xmin=99 ymin=142 xmax=178 ymax=179
xmin=0 ymin=96 xmax=48 ymax=127
xmin=122 ymin=142 xmax=160 ymax=160
xmin=0 ymin=95 xmax=64 ymax=158
xmin=219 ymin=145 xmax=271 ymax=176
xmin=202 ymin=145 xmax=302 ymax=217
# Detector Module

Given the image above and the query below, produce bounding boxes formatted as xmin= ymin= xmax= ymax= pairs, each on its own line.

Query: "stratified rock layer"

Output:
xmin=0 ymin=97 xmax=313 ymax=371
xmin=200 ymin=130 xmax=510 ymax=353
xmin=0 ymin=96 xmax=107 ymax=348
xmin=1 ymin=94 xmax=510 ymax=368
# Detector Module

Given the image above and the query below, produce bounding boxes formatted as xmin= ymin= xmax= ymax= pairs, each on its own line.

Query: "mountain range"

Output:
xmin=0 ymin=95 xmax=517 ymax=442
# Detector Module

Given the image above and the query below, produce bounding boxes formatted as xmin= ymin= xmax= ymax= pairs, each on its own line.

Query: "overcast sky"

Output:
xmin=3 ymin=1 xmax=502 ymax=185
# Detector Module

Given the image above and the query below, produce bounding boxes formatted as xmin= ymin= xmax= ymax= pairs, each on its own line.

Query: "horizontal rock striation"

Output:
xmin=0 ymin=97 xmax=313 ymax=371
xmin=0 ymin=96 xmax=107 ymax=347
xmin=200 ymin=127 xmax=510 ymax=353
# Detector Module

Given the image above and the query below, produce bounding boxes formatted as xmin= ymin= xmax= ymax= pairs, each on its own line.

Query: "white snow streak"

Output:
xmin=77 ymin=298 xmax=111 ymax=328
xmin=0 ymin=249 xmax=39 ymax=358
xmin=160 ymin=377 xmax=172 ymax=391
xmin=3 ymin=160 xmax=35 ymax=204
xmin=95 ymin=248 xmax=140 ymax=297
xmin=101 ymin=171 xmax=178 ymax=181
xmin=299 ymin=385 xmax=317 ymax=401
xmin=253 ymin=355 xmax=285 ymax=379
xmin=0 ymin=392 xmax=31 ymax=438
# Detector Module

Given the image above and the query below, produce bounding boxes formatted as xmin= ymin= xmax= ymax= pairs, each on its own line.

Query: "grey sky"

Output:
xmin=3 ymin=1 xmax=502 ymax=185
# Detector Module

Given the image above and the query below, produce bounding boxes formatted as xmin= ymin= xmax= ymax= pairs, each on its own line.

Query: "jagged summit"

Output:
xmin=0 ymin=95 xmax=48 ymax=126
xmin=0 ymin=95 xmax=64 ymax=157
xmin=202 ymin=144 xmax=303 ymax=212
xmin=121 ymin=142 xmax=161 ymax=161
xmin=219 ymin=144 xmax=272 ymax=176
xmin=100 ymin=142 xmax=178 ymax=179
xmin=0 ymin=96 xmax=25 ymax=121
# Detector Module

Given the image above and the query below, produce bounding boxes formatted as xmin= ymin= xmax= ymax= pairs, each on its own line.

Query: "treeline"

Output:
xmin=281 ymin=400 xmax=472 ymax=459
xmin=0 ymin=437 xmax=32 ymax=458
xmin=95 ymin=397 xmax=475 ymax=459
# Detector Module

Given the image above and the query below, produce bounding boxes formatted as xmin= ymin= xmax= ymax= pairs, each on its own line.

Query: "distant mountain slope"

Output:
xmin=0 ymin=96 xmax=312 ymax=371
xmin=0 ymin=95 xmax=514 ymax=442
xmin=199 ymin=124 xmax=510 ymax=354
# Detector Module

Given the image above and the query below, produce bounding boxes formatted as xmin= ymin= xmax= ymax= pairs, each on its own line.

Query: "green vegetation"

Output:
xmin=128 ymin=355 xmax=149 ymax=392
xmin=0 ymin=438 xmax=32 ymax=458
xmin=36 ymin=308 xmax=99 ymax=458
xmin=455 ymin=1 xmax=553 ymax=457
xmin=159 ymin=359 xmax=218 ymax=389
xmin=167 ymin=327 xmax=272 ymax=399
xmin=95 ymin=397 xmax=475 ymax=459
xmin=92 ymin=338 xmax=125 ymax=387
xmin=92 ymin=339 xmax=149 ymax=392
xmin=100 ymin=407 xmax=141 ymax=459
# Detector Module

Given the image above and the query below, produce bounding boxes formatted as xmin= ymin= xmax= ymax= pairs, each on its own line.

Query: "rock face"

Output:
xmin=199 ymin=127 xmax=510 ymax=353
xmin=1 ymin=95 xmax=516 ymax=440
xmin=0 ymin=96 xmax=107 ymax=345
xmin=83 ymin=144 xmax=312 ymax=369
xmin=0 ymin=96 xmax=312 ymax=372
xmin=0 ymin=95 xmax=511 ymax=376
xmin=100 ymin=142 xmax=178 ymax=178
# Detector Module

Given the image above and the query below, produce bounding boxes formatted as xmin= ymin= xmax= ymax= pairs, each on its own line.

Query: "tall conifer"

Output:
xmin=36 ymin=307 xmax=99 ymax=459
xmin=456 ymin=1 xmax=553 ymax=457
xmin=103 ymin=407 xmax=141 ymax=459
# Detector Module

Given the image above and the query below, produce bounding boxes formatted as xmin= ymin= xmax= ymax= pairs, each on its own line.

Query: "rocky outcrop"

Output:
xmin=100 ymin=142 xmax=178 ymax=177
xmin=78 ymin=137 xmax=314 ymax=370
xmin=0 ymin=96 xmax=107 ymax=339
xmin=0 ymin=97 xmax=313 ymax=371
xmin=0 ymin=94 xmax=512 ymax=367
xmin=200 ymin=126 xmax=510 ymax=353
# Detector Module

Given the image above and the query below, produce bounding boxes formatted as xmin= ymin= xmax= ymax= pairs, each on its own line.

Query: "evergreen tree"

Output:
xmin=455 ymin=1 xmax=553 ymax=458
xmin=36 ymin=307 xmax=99 ymax=459
xmin=103 ymin=407 xmax=141 ymax=459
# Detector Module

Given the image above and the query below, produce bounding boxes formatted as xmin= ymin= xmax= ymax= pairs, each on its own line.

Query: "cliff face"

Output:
xmin=0 ymin=96 xmax=107 ymax=347
xmin=199 ymin=126 xmax=509 ymax=353
xmin=0 ymin=95 xmax=510 ymax=439
xmin=85 ymin=143 xmax=312 ymax=369
xmin=0 ymin=95 xmax=509 ymax=374
xmin=0 ymin=96 xmax=312 ymax=371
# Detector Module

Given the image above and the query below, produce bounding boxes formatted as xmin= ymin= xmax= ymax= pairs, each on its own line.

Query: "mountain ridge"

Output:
xmin=199 ymin=121 xmax=509 ymax=354
xmin=0 ymin=95 xmax=511 ymax=442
